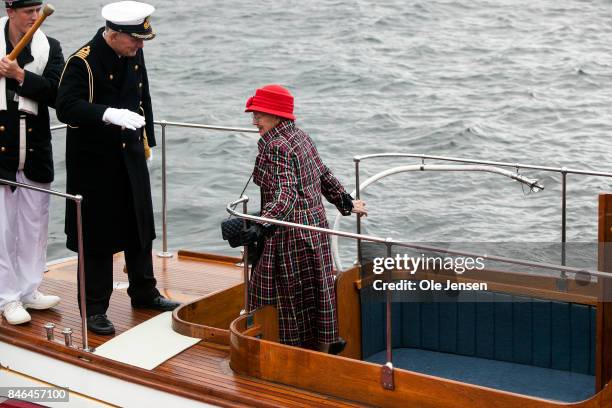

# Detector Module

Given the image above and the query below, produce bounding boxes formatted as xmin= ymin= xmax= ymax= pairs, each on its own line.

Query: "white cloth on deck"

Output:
xmin=0 ymin=171 xmax=50 ymax=309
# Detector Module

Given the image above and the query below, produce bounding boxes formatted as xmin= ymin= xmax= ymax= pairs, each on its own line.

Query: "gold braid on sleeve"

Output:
xmin=139 ymin=106 xmax=151 ymax=160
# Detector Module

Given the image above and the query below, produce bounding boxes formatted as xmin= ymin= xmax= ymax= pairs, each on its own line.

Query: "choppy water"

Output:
xmin=41 ymin=0 xmax=612 ymax=269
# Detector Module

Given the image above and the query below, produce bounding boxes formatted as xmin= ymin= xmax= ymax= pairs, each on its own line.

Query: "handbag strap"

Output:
xmin=228 ymin=138 xmax=273 ymax=218
xmin=227 ymin=173 xmax=253 ymax=218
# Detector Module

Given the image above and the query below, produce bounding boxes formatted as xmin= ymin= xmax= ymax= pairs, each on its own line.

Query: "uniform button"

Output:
xmin=0 ymin=147 xmax=5 ymax=152
xmin=139 ymin=101 xmax=143 ymax=105
xmin=27 ymin=128 xmax=32 ymax=133
xmin=139 ymin=82 xmax=143 ymax=88
xmin=28 ymin=148 xmax=34 ymax=152
xmin=109 ymin=74 xmax=114 ymax=80
xmin=135 ymin=64 xmax=139 ymax=70
xmin=122 ymin=143 xmax=126 ymax=149
xmin=0 ymin=126 xmax=5 ymax=132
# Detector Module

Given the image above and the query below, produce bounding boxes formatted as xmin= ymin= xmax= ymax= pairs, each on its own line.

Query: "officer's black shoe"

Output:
xmin=131 ymin=295 xmax=180 ymax=312
xmin=87 ymin=314 xmax=115 ymax=335
xmin=328 ymin=337 xmax=347 ymax=355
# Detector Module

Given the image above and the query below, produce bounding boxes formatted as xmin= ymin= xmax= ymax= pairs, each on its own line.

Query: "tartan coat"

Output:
xmin=56 ymin=28 xmax=156 ymax=254
xmin=249 ymin=120 xmax=352 ymax=346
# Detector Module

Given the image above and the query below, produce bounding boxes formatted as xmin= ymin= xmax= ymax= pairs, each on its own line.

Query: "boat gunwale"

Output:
xmin=228 ymin=307 xmax=611 ymax=408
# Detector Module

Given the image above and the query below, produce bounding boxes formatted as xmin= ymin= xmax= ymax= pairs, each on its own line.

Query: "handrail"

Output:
xmin=52 ymin=121 xmax=610 ymax=266
xmin=0 ymin=178 xmax=80 ymax=200
xmin=155 ymin=120 xmax=257 ymax=257
xmin=226 ymin=196 xmax=610 ymax=279
xmin=50 ymin=121 xmax=259 ymax=134
xmin=352 ymin=153 xmax=612 ymax=271
xmin=45 ymin=125 xmax=612 ymax=267
xmin=0 ymin=178 xmax=90 ymax=352
xmin=153 ymin=120 xmax=258 ymax=133
xmin=354 ymin=153 xmax=612 ymax=177
xmin=228 ymin=194 xmax=611 ymax=381
xmin=332 ymin=163 xmax=544 ymax=271
xmin=46 ymin=121 xmax=612 ymax=376
xmin=44 ymin=119 xmax=256 ymax=349
xmin=51 ymin=120 xmax=258 ymax=258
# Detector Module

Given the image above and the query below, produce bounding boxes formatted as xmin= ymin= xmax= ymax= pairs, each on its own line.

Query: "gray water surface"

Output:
xmin=41 ymin=0 xmax=612 ymax=269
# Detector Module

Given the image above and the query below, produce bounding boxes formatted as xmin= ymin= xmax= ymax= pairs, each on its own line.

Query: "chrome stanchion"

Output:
xmin=561 ymin=169 xmax=567 ymax=265
xmin=158 ymin=120 xmax=173 ymax=258
xmin=75 ymin=196 xmax=92 ymax=352
xmin=355 ymin=158 xmax=362 ymax=266
xmin=558 ymin=170 xmax=568 ymax=291
xmin=381 ymin=240 xmax=395 ymax=390
xmin=241 ymin=196 xmax=250 ymax=316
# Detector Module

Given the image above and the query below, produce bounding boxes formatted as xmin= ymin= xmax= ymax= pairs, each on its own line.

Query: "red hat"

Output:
xmin=245 ymin=84 xmax=295 ymax=120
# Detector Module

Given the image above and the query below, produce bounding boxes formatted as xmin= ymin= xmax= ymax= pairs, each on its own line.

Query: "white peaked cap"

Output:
xmin=102 ymin=1 xmax=155 ymax=26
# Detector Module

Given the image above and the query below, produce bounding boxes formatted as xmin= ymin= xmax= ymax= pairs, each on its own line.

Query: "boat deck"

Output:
xmin=0 ymin=251 xmax=362 ymax=407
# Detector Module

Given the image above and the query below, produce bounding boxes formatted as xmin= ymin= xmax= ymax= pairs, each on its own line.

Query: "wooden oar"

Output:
xmin=7 ymin=4 xmax=54 ymax=61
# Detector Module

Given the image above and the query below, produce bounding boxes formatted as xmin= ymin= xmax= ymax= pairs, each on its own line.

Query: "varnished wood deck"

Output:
xmin=0 ymin=250 xmax=363 ymax=407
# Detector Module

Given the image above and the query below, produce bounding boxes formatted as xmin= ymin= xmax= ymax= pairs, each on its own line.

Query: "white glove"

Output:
xmin=103 ymin=108 xmax=145 ymax=130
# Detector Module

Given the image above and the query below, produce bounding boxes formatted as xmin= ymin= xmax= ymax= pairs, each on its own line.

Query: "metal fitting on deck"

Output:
xmin=44 ymin=322 xmax=55 ymax=341
xmin=62 ymin=328 xmax=73 ymax=347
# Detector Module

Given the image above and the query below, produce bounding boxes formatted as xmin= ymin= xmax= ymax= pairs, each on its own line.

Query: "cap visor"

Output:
xmin=131 ymin=31 xmax=156 ymax=40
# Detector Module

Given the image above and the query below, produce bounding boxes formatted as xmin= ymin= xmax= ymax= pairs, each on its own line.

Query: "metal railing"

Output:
xmin=332 ymin=163 xmax=545 ymax=271
xmin=34 ymin=120 xmax=257 ymax=352
xmin=0 ymin=177 xmax=90 ymax=352
xmin=51 ymin=122 xmax=612 ymax=269
xmin=227 ymin=194 xmax=611 ymax=387
xmin=155 ymin=120 xmax=257 ymax=257
xmin=44 ymin=122 xmax=612 ymax=362
xmin=50 ymin=120 xmax=258 ymax=259
xmin=351 ymin=153 xmax=612 ymax=270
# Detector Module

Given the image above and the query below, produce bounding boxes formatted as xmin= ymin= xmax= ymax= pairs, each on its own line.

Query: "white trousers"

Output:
xmin=0 ymin=171 xmax=50 ymax=309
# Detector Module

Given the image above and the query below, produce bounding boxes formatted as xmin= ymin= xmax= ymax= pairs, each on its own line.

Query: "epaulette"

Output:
xmin=59 ymin=44 xmax=94 ymax=104
xmin=74 ymin=46 xmax=91 ymax=60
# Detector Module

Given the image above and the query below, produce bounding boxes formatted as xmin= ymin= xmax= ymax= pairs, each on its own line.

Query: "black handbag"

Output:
xmin=221 ymin=217 xmax=248 ymax=248
xmin=221 ymin=174 xmax=253 ymax=248
xmin=221 ymin=216 xmax=264 ymax=266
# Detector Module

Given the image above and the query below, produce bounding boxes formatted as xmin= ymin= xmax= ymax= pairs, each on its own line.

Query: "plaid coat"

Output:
xmin=249 ymin=120 xmax=351 ymax=346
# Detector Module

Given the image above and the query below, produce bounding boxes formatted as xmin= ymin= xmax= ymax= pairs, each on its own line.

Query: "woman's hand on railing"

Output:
xmin=240 ymin=224 xmax=264 ymax=245
xmin=352 ymin=200 xmax=367 ymax=217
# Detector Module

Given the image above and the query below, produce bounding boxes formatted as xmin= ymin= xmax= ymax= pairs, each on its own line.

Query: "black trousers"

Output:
xmin=77 ymin=240 xmax=160 ymax=316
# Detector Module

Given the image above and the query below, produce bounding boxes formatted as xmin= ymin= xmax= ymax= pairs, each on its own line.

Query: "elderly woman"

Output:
xmin=240 ymin=84 xmax=367 ymax=353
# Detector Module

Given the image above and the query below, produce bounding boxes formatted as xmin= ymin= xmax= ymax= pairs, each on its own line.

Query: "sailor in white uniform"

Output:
xmin=0 ymin=0 xmax=64 ymax=325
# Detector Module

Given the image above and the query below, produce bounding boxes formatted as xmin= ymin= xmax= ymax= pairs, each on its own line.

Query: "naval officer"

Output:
xmin=0 ymin=0 xmax=64 ymax=325
xmin=56 ymin=1 xmax=179 ymax=335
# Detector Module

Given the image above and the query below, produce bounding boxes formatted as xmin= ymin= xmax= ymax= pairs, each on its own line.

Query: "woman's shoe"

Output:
xmin=328 ymin=337 xmax=347 ymax=355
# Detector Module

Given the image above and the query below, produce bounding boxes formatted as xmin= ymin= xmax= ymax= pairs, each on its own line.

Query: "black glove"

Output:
xmin=240 ymin=224 xmax=265 ymax=245
xmin=339 ymin=192 xmax=354 ymax=216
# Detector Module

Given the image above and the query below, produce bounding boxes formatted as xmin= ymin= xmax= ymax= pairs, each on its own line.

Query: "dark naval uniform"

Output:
xmin=56 ymin=27 xmax=160 ymax=316
xmin=0 ymin=25 xmax=63 ymax=185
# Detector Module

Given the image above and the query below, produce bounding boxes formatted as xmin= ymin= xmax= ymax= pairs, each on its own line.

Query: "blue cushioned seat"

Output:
xmin=366 ymin=348 xmax=595 ymax=402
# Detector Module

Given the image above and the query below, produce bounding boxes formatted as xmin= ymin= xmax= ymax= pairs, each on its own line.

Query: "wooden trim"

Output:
xmin=177 ymin=250 xmax=242 ymax=264
xmin=172 ymin=283 xmax=245 ymax=347
xmin=229 ymin=306 xmax=278 ymax=377
xmin=15 ymin=253 xmax=356 ymax=407
xmin=356 ymin=264 xmax=599 ymax=305
xmin=0 ymin=329 xmax=275 ymax=408
xmin=597 ymin=194 xmax=612 ymax=391
xmin=229 ymin=309 xmax=612 ymax=408
xmin=336 ymin=266 xmax=362 ymax=359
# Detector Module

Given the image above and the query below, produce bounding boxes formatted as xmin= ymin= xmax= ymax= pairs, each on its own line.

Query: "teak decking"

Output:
xmin=0 ymin=251 xmax=362 ymax=407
